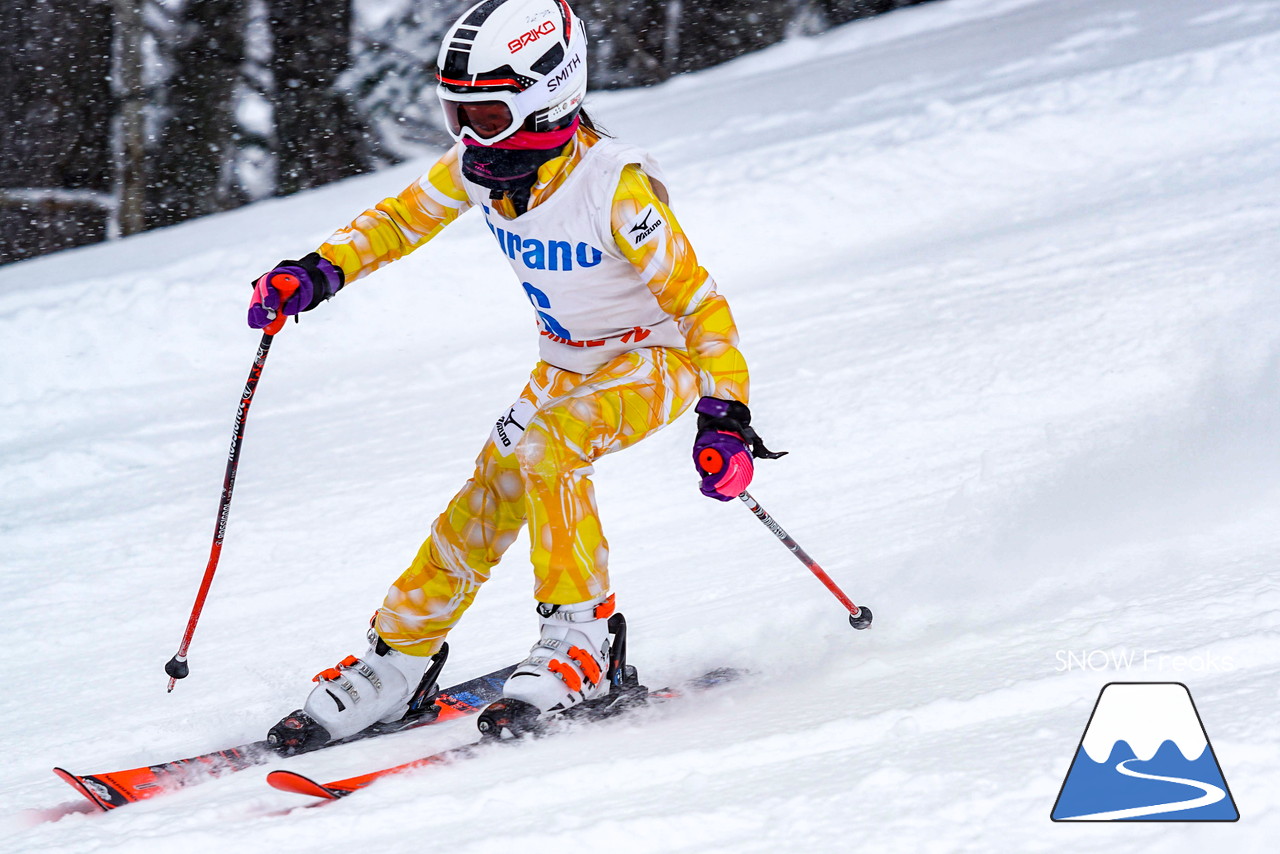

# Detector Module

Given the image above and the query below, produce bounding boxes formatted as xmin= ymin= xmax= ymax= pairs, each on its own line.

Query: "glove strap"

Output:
xmin=694 ymin=397 xmax=787 ymax=460
xmin=295 ymin=252 xmax=345 ymax=311
xmin=745 ymin=427 xmax=787 ymax=460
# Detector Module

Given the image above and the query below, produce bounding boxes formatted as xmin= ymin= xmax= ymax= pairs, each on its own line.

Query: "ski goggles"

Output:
xmin=439 ymin=95 xmax=522 ymax=144
xmin=437 ymin=40 xmax=586 ymax=145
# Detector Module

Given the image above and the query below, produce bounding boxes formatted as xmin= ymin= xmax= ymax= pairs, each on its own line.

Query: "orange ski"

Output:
xmin=268 ymin=740 xmax=489 ymax=800
xmin=53 ymin=744 xmax=273 ymax=810
xmin=54 ymin=660 xmax=516 ymax=812
xmin=268 ymin=668 xmax=743 ymax=803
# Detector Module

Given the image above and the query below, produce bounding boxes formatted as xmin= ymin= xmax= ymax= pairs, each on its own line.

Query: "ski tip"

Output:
xmin=266 ymin=770 xmax=344 ymax=800
xmin=52 ymin=768 xmax=111 ymax=813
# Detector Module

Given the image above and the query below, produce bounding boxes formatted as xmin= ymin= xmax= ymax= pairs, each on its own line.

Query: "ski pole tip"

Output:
xmin=164 ymin=654 xmax=190 ymax=682
xmin=849 ymin=606 xmax=874 ymax=630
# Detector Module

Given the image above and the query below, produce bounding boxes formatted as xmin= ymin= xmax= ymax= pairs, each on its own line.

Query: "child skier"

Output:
xmin=250 ymin=0 xmax=780 ymax=751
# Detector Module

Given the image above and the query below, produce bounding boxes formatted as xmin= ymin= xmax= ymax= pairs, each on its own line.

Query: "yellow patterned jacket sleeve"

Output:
xmin=611 ymin=165 xmax=749 ymax=404
xmin=317 ymin=146 xmax=472 ymax=283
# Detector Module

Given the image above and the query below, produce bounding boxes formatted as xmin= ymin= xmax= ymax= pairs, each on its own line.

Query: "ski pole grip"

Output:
xmin=263 ymin=272 xmax=301 ymax=336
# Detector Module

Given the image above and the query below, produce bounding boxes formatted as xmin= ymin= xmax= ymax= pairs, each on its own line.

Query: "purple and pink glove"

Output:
xmin=692 ymin=397 xmax=786 ymax=501
xmin=248 ymin=252 xmax=344 ymax=334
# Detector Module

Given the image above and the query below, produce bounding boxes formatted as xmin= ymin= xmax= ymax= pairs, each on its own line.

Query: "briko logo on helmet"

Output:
xmin=509 ymin=21 xmax=556 ymax=53
xmin=436 ymin=0 xmax=589 ymax=146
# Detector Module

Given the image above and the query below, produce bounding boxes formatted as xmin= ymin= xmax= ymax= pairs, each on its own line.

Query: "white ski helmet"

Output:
xmin=436 ymin=0 xmax=588 ymax=145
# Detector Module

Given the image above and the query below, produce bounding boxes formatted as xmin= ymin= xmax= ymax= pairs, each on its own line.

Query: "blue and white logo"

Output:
xmin=1051 ymin=682 xmax=1238 ymax=821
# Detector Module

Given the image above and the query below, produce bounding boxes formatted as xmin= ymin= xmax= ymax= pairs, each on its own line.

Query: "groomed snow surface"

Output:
xmin=3 ymin=0 xmax=1278 ymax=850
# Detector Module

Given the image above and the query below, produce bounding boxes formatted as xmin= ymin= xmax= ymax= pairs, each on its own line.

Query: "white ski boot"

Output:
xmin=477 ymin=594 xmax=639 ymax=737
xmin=268 ymin=630 xmax=447 ymax=755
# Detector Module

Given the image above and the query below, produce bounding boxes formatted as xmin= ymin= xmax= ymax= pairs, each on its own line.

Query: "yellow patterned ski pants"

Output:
xmin=374 ymin=347 xmax=701 ymax=655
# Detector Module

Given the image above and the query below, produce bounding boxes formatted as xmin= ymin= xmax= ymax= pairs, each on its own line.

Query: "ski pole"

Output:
xmin=737 ymin=490 xmax=873 ymax=630
xmin=165 ymin=274 xmax=299 ymax=691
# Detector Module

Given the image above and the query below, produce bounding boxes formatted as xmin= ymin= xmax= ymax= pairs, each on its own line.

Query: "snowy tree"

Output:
xmin=114 ymin=0 xmax=148 ymax=237
xmin=818 ymin=0 xmax=928 ymax=27
xmin=1 ymin=0 xmax=935 ymax=266
xmin=268 ymin=0 xmax=374 ymax=195
xmin=668 ymin=1 xmax=797 ymax=75
xmin=342 ymin=0 xmax=468 ymax=160
xmin=145 ymin=0 xmax=376 ymax=219
xmin=0 ymin=0 xmax=115 ymax=265
xmin=146 ymin=0 xmax=250 ymax=228
xmin=580 ymin=1 xmax=934 ymax=84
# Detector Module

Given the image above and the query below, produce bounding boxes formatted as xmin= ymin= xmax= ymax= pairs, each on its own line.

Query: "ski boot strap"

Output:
xmin=535 ymin=593 xmax=615 ymax=623
xmin=312 ymin=654 xmax=383 ymax=705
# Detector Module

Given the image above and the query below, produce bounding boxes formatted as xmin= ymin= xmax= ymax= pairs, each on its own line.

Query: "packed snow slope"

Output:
xmin=3 ymin=0 xmax=1278 ymax=850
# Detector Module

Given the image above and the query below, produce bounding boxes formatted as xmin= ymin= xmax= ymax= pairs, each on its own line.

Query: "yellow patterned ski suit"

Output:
xmin=317 ymin=128 xmax=749 ymax=655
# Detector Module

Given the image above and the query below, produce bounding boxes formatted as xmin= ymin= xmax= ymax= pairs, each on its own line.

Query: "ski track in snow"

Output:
xmin=3 ymin=0 xmax=1279 ymax=851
